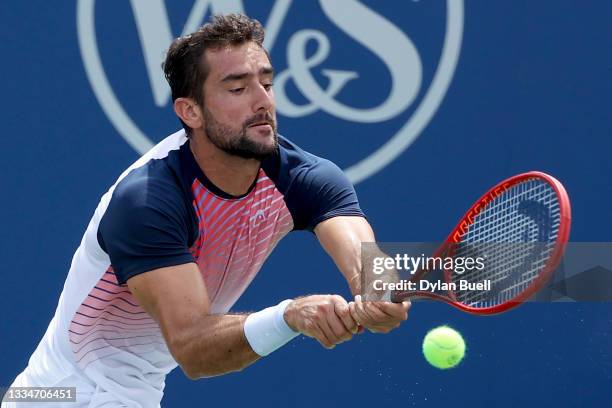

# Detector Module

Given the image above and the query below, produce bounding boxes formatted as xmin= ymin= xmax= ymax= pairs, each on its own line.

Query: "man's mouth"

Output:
xmin=248 ymin=121 xmax=272 ymax=128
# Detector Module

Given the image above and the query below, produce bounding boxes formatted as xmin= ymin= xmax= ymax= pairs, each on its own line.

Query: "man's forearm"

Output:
xmin=128 ymin=266 xmax=298 ymax=379
xmin=164 ymin=294 xmax=361 ymax=378
xmin=314 ymin=216 xmax=375 ymax=297
xmin=167 ymin=314 xmax=259 ymax=379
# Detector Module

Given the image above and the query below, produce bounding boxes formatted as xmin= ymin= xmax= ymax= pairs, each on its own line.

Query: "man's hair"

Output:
xmin=162 ymin=13 xmax=266 ymax=132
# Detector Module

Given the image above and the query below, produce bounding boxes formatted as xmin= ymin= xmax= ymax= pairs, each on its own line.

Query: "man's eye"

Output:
xmin=263 ymin=83 xmax=274 ymax=91
xmin=229 ymin=88 xmax=245 ymax=94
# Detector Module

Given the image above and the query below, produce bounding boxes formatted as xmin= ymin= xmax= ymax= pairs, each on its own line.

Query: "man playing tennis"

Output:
xmin=4 ymin=14 xmax=409 ymax=407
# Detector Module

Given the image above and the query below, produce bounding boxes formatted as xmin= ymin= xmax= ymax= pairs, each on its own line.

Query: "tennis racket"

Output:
xmin=390 ymin=171 xmax=571 ymax=315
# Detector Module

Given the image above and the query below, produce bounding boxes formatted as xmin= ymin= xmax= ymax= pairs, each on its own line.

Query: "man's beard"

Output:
xmin=203 ymin=107 xmax=278 ymax=160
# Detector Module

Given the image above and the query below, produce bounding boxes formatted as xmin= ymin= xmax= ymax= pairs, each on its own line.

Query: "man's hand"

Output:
xmin=349 ymin=295 xmax=410 ymax=334
xmin=284 ymin=295 xmax=358 ymax=349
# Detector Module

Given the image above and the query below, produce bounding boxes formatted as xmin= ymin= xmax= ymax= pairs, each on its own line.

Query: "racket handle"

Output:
xmin=390 ymin=290 xmax=407 ymax=303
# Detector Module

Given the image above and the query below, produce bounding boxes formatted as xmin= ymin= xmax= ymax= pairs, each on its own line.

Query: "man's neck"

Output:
xmin=189 ymin=133 xmax=261 ymax=197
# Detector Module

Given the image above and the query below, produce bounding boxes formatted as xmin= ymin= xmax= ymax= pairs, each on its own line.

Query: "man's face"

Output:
xmin=200 ymin=41 xmax=277 ymax=160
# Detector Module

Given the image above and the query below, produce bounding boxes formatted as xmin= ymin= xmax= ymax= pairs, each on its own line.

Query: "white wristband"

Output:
xmin=244 ymin=299 xmax=299 ymax=356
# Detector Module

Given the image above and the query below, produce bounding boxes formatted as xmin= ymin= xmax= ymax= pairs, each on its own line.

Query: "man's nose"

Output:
xmin=252 ymin=83 xmax=274 ymax=113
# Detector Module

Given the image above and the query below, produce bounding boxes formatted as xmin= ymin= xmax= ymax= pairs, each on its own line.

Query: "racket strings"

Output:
xmin=450 ymin=179 xmax=561 ymax=307
xmin=463 ymin=182 xmax=559 ymax=242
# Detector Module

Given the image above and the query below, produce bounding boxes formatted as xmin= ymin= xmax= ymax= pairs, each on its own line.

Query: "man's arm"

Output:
xmin=127 ymin=263 xmax=357 ymax=379
xmin=314 ymin=216 xmax=373 ymax=296
xmin=127 ymin=263 xmax=254 ymax=379
xmin=314 ymin=216 xmax=410 ymax=333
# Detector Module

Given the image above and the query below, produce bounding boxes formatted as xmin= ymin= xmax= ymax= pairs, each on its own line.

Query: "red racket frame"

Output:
xmin=392 ymin=171 xmax=572 ymax=315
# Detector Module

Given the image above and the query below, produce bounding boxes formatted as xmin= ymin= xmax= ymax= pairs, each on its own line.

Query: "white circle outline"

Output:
xmin=77 ymin=0 xmax=463 ymax=184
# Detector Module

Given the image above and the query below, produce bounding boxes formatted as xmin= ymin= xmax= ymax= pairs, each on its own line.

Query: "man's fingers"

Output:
xmin=351 ymin=296 xmax=411 ymax=333
xmin=364 ymin=301 xmax=393 ymax=321
xmin=373 ymin=300 xmax=411 ymax=320
xmin=325 ymin=295 xmax=354 ymax=344
xmin=305 ymin=320 xmax=334 ymax=349
xmin=290 ymin=294 xmax=362 ymax=349
xmin=291 ymin=294 xmax=407 ymax=345
xmin=401 ymin=301 xmax=411 ymax=320
xmin=352 ymin=295 xmax=372 ymax=326
xmin=360 ymin=294 xmax=411 ymax=320
xmin=327 ymin=312 xmax=353 ymax=343
xmin=333 ymin=296 xmax=358 ymax=334
xmin=317 ymin=316 xmax=340 ymax=348
xmin=355 ymin=295 xmax=382 ymax=323
xmin=316 ymin=332 xmax=335 ymax=349
xmin=348 ymin=301 xmax=359 ymax=324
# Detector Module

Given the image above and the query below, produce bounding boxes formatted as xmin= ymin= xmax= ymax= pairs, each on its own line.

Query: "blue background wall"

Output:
xmin=1 ymin=1 xmax=610 ymax=406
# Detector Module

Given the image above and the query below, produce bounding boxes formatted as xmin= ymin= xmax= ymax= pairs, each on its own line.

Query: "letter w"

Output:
xmin=130 ymin=0 xmax=291 ymax=107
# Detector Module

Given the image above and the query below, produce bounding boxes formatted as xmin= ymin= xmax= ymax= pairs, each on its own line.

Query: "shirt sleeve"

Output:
xmin=289 ymin=158 xmax=365 ymax=231
xmin=97 ymin=171 xmax=196 ymax=285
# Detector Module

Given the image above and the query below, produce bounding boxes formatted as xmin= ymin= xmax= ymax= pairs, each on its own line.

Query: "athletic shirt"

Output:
xmin=23 ymin=130 xmax=364 ymax=407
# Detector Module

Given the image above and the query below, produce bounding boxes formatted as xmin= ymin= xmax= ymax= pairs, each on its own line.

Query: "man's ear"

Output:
xmin=174 ymin=98 xmax=203 ymax=130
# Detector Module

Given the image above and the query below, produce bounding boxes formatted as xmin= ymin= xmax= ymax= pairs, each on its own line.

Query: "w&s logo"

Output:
xmin=77 ymin=0 xmax=463 ymax=183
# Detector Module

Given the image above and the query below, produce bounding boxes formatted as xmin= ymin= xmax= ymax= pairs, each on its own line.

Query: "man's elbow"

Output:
xmin=166 ymin=334 xmax=203 ymax=379
xmin=177 ymin=358 xmax=204 ymax=380
xmin=170 ymin=341 xmax=243 ymax=380
xmin=164 ymin=321 xmax=253 ymax=379
xmin=177 ymin=357 xmax=244 ymax=380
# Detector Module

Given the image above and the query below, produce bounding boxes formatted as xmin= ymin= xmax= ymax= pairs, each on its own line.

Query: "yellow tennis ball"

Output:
xmin=422 ymin=326 xmax=466 ymax=369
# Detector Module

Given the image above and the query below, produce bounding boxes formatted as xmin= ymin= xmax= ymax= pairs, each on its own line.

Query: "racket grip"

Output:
xmin=390 ymin=290 xmax=405 ymax=303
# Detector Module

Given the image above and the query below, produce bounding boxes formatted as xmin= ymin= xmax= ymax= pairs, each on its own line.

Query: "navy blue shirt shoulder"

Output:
xmin=262 ymin=136 xmax=364 ymax=230
xmin=98 ymin=135 xmax=364 ymax=284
